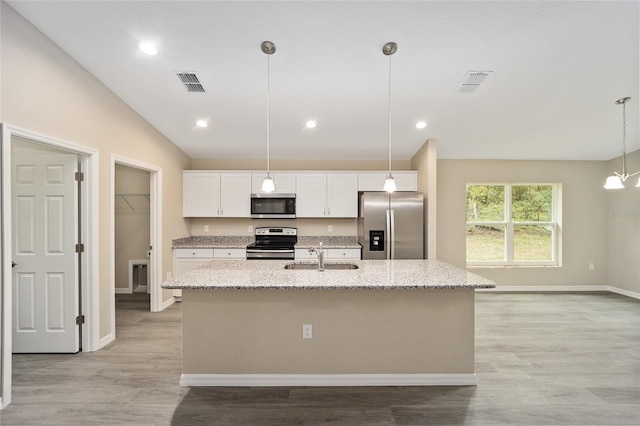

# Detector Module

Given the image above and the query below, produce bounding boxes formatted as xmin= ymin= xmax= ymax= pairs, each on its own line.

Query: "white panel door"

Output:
xmin=296 ymin=173 xmax=327 ymax=217
xmin=183 ymin=172 xmax=221 ymax=217
xmin=220 ymin=173 xmax=251 ymax=217
xmin=12 ymin=154 xmax=79 ymax=353
xmin=326 ymin=173 xmax=358 ymax=217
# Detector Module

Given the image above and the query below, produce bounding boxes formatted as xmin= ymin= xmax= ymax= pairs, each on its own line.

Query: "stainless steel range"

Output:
xmin=246 ymin=227 xmax=297 ymax=260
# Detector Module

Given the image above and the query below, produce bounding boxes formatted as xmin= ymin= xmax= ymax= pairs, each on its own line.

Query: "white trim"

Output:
xmin=179 ymin=373 xmax=478 ymax=387
xmin=476 ymin=285 xmax=640 ymax=300
xmin=98 ymin=333 xmax=115 ymax=349
xmin=111 ymin=155 xmax=164 ymax=313
xmin=160 ymin=296 xmax=177 ymax=311
xmin=1 ymin=124 xmax=100 ymax=408
xmin=607 ymin=286 xmax=640 ymax=300
xmin=476 ymin=285 xmax=610 ymax=293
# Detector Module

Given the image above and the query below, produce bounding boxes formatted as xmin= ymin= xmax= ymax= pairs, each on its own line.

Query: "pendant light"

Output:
xmin=261 ymin=41 xmax=276 ymax=193
xmin=604 ymin=97 xmax=640 ymax=189
xmin=383 ymin=42 xmax=397 ymax=192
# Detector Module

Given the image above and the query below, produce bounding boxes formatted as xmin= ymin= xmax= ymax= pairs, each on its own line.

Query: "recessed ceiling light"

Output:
xmin=196 ymin=120 xmax=208 ymax=128
xmin=415 ymin=121 xmax=427 ymax=129
xmin=139 ymin=42 xmax=158 ymax=56
xmin=305 ymin=120 xmax=317 ymax=129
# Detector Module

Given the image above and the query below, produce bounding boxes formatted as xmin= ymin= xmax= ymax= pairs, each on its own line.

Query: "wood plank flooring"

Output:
xmin=1 ymin=292 xmax=638 ymax=425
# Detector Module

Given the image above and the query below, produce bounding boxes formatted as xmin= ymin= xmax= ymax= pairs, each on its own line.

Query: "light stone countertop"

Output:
xmin=161 ymin=259 xmax=495 ymax=290
xmin=172 ymin=235 xmax=361 ymax=250
xmin=172 ymin=236 xmax=251 ymax=249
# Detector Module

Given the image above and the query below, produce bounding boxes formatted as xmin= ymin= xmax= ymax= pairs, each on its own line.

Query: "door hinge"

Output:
xmin=75 ymin=243 xmax=85 ymax=253
xmin=75 ymin=171 xmax=84 ymax=182
xmin=76 ymin=315 xmax=85 ymax=325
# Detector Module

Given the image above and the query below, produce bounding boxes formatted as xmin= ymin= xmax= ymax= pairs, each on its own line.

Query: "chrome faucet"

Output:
xmin=308 ymin=242 xmax=324 ymax=271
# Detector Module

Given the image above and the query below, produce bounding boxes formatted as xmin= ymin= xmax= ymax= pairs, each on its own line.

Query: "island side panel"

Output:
xmin=182 ymin=288 xmax=475 ymax=375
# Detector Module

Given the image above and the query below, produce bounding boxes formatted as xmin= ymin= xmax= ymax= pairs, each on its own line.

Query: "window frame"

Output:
xmin=466 ymin=183 xmax=560 ymax=267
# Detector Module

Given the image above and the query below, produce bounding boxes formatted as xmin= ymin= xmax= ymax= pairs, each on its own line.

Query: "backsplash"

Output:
xmin=188 ymin=217 xmax=357 ymax=237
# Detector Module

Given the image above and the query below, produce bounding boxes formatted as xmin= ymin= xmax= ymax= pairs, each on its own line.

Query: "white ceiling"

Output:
xmin=7 ymin=1 xmax=640 ymax=161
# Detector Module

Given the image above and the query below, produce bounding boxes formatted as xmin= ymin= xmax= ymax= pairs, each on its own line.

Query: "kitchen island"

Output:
xmin=162 ymin=259 xmax=495 ymax=387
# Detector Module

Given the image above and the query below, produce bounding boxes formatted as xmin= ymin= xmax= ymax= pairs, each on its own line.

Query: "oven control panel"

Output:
xmin=255 ymin=227 xmax=297 ymax=236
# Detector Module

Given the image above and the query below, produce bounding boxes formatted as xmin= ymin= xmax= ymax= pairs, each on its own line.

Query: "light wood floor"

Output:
xmin=1 ymin=292 xmax=638 ymax=425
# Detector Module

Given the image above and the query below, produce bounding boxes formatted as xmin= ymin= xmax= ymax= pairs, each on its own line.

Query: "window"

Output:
xmin=466 ymin=184 xmax=560 ymax=266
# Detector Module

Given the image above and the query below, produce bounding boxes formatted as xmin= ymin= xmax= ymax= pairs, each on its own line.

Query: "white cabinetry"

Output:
xmin=172 ymin=249 xmax=215 ymax=298
xmin=296 ymin=173 xmax=358 ymax=218
xmin=251 ymin=172 xmax=296 ymax=193
xmin=357 ymin=171 xmax=418 ymax=191
xmin=327 ymin=248 xmax=361 ymax=259
xmin=183 ymin=171 xmax=251 ymax=217
xmin=294 ymin=247 xmax=361 ymax=260
xmin=172 ymin=247 xmax=246 ymax=297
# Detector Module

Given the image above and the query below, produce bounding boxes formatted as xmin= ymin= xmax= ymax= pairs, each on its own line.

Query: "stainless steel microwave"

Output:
xmin=250 ymin=193 xmax=296 ymax=219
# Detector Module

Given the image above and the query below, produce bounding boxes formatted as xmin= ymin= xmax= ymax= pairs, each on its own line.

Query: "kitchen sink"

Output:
xmin=284 ymin=263 xmax=359 ymax=270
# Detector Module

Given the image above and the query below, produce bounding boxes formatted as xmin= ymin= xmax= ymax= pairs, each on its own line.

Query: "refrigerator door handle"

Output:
xmin=390 ymin=209 xmax=396 ymax=259
xmin=386 ymin=209 xmax=392 ymax=260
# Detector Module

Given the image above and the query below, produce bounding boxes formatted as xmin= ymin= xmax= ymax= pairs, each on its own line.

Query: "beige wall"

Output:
xmin=182 ymin=288 xmax=475 ymax=375
xmin=437 ymin=159 xmax=610 ymax=287
xmin=115 ymin=164 xmax=150 ymax=291
xmin=410 ymin=139 xmax=437 ymax=259
xmin=605 ymin=150 xmax=640 ymax=293
xmin=1 ymin=3 xmax=190 ymax=340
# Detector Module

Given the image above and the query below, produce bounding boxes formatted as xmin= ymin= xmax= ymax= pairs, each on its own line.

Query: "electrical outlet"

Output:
xmin=589 ymin=262 xmax=595 ymax=270
xmin=248 ymin=225 xmax=253 ymax=233
xmin=328 ymin=225 xmax=333 ymax=232
xmin=166 ymin=271 xmax=172 ymax=280
xmin=204 ymin=225 xmax=209 ymax=232
xmin=303 ymin=324 xmax=312 ymax=339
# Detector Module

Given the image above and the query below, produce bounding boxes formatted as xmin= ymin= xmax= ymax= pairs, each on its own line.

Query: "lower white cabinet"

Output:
xmin=295 ymin=247 xmax=361 ymax=260
xmin=327 ymin=248 xmax=361 ymax=259
xmin=172 ymin=247 xmax=246 ymax=297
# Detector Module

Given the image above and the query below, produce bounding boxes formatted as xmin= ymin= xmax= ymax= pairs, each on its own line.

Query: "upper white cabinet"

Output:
xmin=183 ymin=171 xmax=251 ymax=217
xmin=251 ymin=172 xmax=296 ymax=194
xmin=358 ymin=171 xmax=418 ymax=191
xmin=296 ymin=173 xmax=358 ymax=218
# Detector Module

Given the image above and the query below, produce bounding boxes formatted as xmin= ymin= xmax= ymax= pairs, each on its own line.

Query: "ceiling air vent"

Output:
xmin=455 ymin=71 xmax=492 ymax=94
xmin=176 ymin=72 xmax=205 ymax=93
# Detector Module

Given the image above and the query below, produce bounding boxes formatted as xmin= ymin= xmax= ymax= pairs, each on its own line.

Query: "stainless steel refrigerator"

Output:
xmin=358 ymin=192 xmax=424 ymax=259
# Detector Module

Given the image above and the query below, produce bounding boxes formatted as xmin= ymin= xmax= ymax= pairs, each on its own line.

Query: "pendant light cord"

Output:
xmin=387 ymin=52 xmax=392 ymax=175
xmin=266 ymin=53 xmax=271 ymax=175
xmin=621 ymin=99 xmax=627 ymax=175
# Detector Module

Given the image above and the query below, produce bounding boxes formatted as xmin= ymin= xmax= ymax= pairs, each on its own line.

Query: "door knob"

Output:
xmin=12 ymin=261 xmax=17 ymax=268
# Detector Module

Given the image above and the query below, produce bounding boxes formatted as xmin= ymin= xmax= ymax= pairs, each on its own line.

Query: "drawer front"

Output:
xmin=213 ymin=248 xmax=246 ymax=259
xmin=295 ymin=248 xmax=321 ymax=260
xmin=327 ymin=248 xmax=361 ymax=260
xmin=174 ymin=248 xmax=214 ymax=258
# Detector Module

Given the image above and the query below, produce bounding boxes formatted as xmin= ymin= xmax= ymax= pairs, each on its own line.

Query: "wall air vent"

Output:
xmin=176 ymin=72 xmax=205 ymax=93
xmin=454 ymin=71 xmax=493 ymax=94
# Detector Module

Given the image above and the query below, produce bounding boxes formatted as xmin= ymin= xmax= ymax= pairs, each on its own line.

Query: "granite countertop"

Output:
xmin=172 ymin=236 xmax=251 ymax=249
xmin=161 ymin=259 xmax=495 ymax=290
xmin=172 ymin=235 xmax=361 ymax=250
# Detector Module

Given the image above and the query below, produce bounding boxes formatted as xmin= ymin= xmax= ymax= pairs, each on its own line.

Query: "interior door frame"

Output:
xmin=111 ymin=155 xmax=164 ymax=314
xmin=1 ymin=124 xmax=99 ymax=408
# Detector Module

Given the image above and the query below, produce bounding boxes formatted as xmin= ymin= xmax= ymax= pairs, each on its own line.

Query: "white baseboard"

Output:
xmin=607 ymin=286 xmax=640 ymax=300
xmin=115 ymin=288 xmax=132 ymax=294
xmin=476 ymin=285 xmax=640 ymax=300
xmin=159 ymin=296 xmax=177 ymax=311
xmin=180 ymin=373 xmax=477 ymax=387
xmin=98 ymin=332 xmax=115 ymax=350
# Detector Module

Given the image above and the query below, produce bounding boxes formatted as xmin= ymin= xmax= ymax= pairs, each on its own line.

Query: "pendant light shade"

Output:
xmin=261 ymin=174 xmax=275 ymax=192
xmin=603 ymin=97 xmax=639 ymax=189
xmin=261 ymin=41 xmax=276 ymax=193
xmin=383 ymin=42 xmax=397 ymax=192
xmin=604 ymin=175 xmax=625 ymax=190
